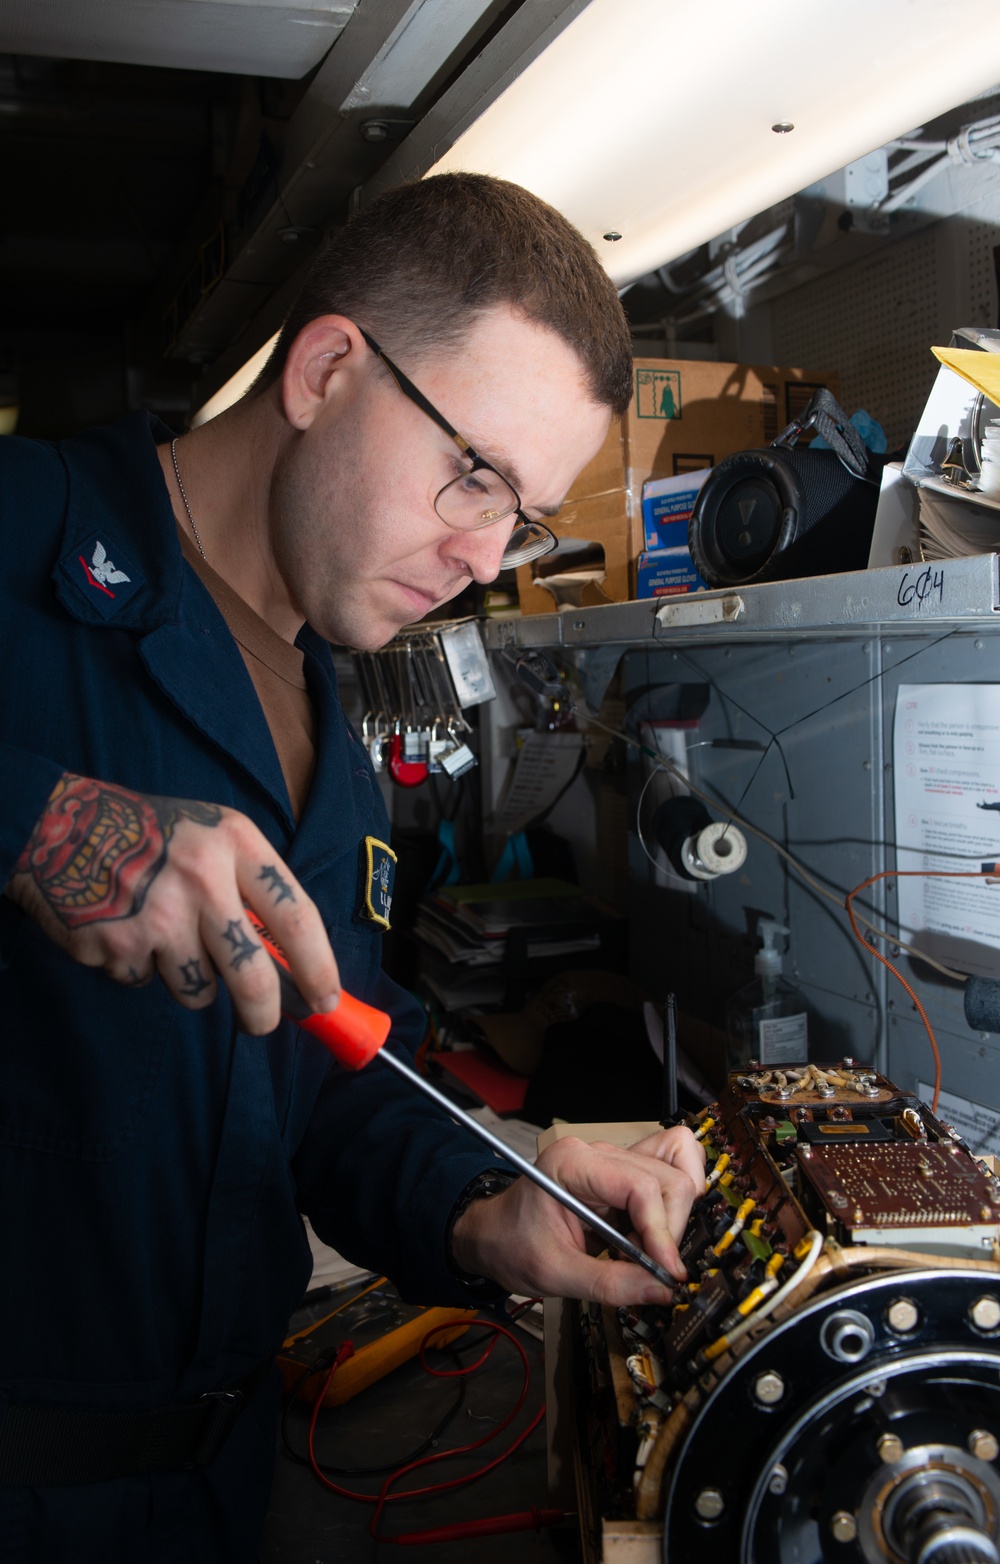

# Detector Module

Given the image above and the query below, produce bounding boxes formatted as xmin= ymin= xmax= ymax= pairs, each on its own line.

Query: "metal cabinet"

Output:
xmin=483 ymin=554 xmax=1000 ymax=1111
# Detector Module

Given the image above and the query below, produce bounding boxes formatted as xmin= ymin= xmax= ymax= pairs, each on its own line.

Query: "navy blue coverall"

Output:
xmin=0 ymin=413 xmax=509 ymax=1560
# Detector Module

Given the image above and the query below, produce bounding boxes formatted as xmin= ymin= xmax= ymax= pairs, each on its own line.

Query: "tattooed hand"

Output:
xmin=4 ymin=772 xmax=341 ymax=1035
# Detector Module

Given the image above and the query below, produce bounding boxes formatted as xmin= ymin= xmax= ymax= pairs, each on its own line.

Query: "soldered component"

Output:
xmin=571 ymin=1061 xmax=1000 ymax=1563
xmin=796 ymin=1139 xmax=1000 ymax=1256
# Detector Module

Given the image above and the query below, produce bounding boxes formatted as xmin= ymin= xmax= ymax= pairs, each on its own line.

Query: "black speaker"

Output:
xmin=688 ymin=389 xmax=882 ymax=588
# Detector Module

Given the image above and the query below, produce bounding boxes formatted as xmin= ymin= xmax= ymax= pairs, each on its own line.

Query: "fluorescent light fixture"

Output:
xmin=427 ymin=0 xmax=1000 ymax=285
xmin=191 ymin=332 xmax=278 ymax=426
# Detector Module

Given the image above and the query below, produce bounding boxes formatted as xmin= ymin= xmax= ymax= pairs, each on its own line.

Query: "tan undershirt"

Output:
xmin=178 ymin=528 xmax=317 ymax=820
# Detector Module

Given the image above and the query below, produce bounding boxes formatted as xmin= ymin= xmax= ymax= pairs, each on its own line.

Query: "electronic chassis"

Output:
xmin=574 ymin=1062 xmax=1000 ymax=1564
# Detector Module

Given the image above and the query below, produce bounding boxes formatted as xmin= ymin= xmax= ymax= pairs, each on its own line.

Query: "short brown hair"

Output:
xmin=254 ymin=172 xmax=632 ymax=415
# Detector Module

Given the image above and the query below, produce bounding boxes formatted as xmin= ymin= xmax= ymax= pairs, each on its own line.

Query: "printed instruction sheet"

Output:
xmin=917 ymin=1082 xmax=1000 ymax=1158
xmin=894 ymin=683 xmax=1000 ymax=976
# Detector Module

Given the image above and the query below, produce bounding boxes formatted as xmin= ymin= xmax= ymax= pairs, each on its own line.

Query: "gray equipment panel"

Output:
xmin=485 ymin=556 xmax=1000 ymax=1112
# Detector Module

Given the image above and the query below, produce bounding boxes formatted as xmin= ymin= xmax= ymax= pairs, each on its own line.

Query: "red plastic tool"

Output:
xmin=245 ymin=909 xmax=389 ymax=1069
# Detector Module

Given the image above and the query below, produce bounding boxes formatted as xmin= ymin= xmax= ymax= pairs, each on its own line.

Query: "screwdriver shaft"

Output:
xmin=377 ymin=1047 xmax=676 ymax=1292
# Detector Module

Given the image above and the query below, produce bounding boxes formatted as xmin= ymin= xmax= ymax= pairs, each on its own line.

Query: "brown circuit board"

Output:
xmin=795 ymin=1140 xmax=1000 ymax=1229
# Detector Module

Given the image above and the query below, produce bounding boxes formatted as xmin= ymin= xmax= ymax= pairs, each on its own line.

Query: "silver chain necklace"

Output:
xmin=170 ymin=437 xmax=207 ymax=561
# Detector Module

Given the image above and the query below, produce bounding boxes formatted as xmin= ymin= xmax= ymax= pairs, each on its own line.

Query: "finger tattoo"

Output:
xmin=221 ymin=918 xmax=260 ymax=971
xmin=258 ymin=864 xmax=295 ymax=905
xmin=178 ymin=957 xmax=212 ymax=997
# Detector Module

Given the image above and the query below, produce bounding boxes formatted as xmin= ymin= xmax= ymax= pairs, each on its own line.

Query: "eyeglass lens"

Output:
xmin=500 ymin=522 xmax=557 ymax=569
xmin=435 ymin=472 xmax=557 ymax=568
xmin=435 ymin=467 xmax=518 ymax=529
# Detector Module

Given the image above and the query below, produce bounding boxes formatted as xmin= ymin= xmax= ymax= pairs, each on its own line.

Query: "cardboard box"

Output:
xmin=519 ymin=490 xmax=630 ymax=613
xmin=517 ymin=358 xmax=839 ymax=613
xmin=636 ymin=547 xmax=709 ymax=599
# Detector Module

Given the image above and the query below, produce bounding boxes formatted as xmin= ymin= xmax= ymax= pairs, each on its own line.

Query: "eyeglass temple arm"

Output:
xmin=358 ymin=326 xmax=541 ymax=541
xmin=358 ymin=327 xmax=473 ymax=458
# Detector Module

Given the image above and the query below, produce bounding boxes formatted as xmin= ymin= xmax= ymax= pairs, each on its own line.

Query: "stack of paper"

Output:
xmin=414 ymin=878 xmax=613 ymax=1011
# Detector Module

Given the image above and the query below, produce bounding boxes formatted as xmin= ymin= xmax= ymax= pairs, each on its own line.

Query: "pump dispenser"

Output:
xmin=726 ymin=918 xmax=809 ymax=1069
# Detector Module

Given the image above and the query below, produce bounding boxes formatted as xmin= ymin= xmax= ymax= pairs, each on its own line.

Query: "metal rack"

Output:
xmin=483 ymin=554 xmax=1000 ymax=650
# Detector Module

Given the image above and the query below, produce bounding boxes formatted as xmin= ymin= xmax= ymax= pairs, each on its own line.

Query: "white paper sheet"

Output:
xmin=492 ymin=729 xmax=585 ymax=835
xmin=917 ymin=1082 xmax=1000 ymax=1158
xmin=894 ymin=683 xmax=1000 ymax=976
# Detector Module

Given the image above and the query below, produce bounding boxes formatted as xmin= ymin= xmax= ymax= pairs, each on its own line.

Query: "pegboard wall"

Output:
xmin=768 ymin=200 xmax=1000 ymax=451
xmin=770 ymin=226 xmax=947 ymax=450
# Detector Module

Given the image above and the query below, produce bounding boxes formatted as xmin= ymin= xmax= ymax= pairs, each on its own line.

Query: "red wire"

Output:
xmin=845 ymin=866 xmax=994 ymax=1114
xmin=375 ymin=1405 xmax=547 ymax=1545
xmin=305 ymin=1314 xmax=546 ymax=1545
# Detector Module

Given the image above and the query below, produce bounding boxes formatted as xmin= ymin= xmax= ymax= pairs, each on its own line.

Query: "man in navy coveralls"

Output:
xmin=0 ymin=173 xmax=702 ymax=1560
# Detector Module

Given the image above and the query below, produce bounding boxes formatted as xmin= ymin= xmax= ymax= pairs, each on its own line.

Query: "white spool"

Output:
xmin=681 ymin=820 xmax=748 ymax=880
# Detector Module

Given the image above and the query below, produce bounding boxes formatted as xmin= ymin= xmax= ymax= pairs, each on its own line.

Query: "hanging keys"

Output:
xmin=350 ymin=621 xmax=490 ymax=787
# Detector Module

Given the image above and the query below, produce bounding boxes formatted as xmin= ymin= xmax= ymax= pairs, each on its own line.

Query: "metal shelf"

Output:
xmin=483 ymin=554 xmax=1000 ymax=650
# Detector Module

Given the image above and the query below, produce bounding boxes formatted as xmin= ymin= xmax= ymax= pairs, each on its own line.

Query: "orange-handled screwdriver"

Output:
xmin=245 ymin=909 xmax=677 ymax=1292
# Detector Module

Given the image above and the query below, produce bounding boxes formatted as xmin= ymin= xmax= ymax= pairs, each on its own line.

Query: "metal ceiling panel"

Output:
xmin=0 ymin=0 xmax=357 ymax=79
xmin=372 ymin=0 xmax=1000 ymax=284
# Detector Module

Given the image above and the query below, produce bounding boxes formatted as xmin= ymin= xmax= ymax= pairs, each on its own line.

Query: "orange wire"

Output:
xmin=844 ymin=867 xmax=995 ymax=1115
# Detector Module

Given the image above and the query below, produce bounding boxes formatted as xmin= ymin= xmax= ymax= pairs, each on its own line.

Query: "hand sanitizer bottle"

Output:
xmin=726 ymin=919 xmax=808 ymax=1070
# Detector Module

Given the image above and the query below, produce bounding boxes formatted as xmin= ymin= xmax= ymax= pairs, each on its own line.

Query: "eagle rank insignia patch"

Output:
xmin=60 ymin=531 xmax=143 ymax=620
xmin=358 ymin=836 xmax=397 ymax=930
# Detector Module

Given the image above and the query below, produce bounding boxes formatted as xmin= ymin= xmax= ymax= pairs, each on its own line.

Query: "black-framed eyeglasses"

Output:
xmin=359 ymin=328 xmax=558 ymax=570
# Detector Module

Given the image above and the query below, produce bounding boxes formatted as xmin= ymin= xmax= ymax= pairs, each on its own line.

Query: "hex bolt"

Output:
xmin=694 ymin=1487 xmax=725 ymax=1520
xmin=886 ymin=1297 xmax=920 ymax=1334
xmin=970 ymin=1296 xmax=1000 ymax=1333
xmin=769 ymin=1464 xmax=788 ymax=1495
xmin=831 ymin=1511 xmax=858 ymax=1543
xmin=878 ymin=1432 xmax=905 ymax=1464
xmin=969 ymin=1429 xmax=1000 ymax=1462
xmin=754 ymin=1371 xmax=785 ymax=1405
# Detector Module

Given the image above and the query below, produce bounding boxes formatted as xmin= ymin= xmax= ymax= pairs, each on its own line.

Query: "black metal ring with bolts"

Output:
xmin=663 ymin=1268 xmax=1000 ymax=1564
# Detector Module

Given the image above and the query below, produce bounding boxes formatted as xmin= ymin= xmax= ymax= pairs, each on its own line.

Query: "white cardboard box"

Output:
xmin=869 ymin=328 xmax=1000 ymax=568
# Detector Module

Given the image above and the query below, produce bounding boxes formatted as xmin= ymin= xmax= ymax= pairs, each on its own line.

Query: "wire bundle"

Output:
xmin=282 ymin=1296 xmax=552 ymax=1547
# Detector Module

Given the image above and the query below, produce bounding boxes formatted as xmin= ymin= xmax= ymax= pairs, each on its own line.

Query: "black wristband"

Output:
xmin=445 ymin=1169 xmax=518 ymax=1287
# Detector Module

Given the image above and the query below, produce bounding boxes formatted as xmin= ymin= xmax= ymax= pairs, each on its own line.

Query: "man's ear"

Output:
xmin=282 ymin=316 xmax=367 ymax=431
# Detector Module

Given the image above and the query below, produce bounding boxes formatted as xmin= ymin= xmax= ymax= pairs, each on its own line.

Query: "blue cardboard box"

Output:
xmin=636 ymin=547 xmax=709 ymax=599
xmin=642 ymin=468 xmax=712 ymax=552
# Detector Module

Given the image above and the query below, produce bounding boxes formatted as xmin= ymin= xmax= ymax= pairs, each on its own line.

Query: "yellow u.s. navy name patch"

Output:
xmin=358 ymin=836 xmax=397 ymax=930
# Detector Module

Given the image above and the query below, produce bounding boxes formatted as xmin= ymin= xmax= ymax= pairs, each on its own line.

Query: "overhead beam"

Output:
xmin=182 ymin=0 xmax=521 ymax=390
